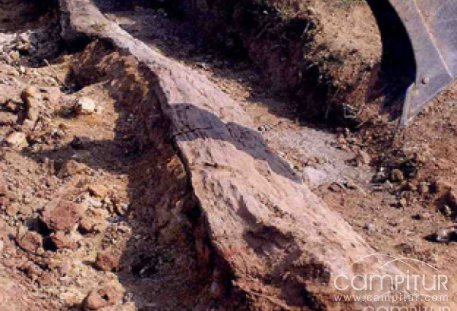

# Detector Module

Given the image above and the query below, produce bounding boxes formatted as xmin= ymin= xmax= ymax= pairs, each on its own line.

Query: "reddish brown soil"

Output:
xmin=154 ymin=0 xmax=382 ymax=125
xmin=1 ymin=5 xmax=213 ymax=309
xmin=104 ymin=1 xmax=457 ymax=307
xmin=1 ymin=1 xmax=457 ymax=310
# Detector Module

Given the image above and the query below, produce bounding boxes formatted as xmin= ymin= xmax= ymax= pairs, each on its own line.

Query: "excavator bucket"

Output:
xmin=387 ymin=0 xmax=457 ymax=126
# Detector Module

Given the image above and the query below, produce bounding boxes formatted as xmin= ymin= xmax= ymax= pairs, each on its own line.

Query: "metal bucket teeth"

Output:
xmin=388 ymin=0 xmax=457 ymax=126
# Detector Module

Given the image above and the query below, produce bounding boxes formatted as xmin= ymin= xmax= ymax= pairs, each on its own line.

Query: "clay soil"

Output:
xmin=1 ymin=3 xmax=211 ymax=310
xmin=1 ymin=0 xmax=457 ymax=310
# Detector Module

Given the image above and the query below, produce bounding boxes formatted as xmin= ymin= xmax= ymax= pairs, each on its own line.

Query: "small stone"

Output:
xmin=61 ymin=290 xmax=85 ymax=308
xmin=364 ymin=223 xmax=376 ymax=233
xmin=0 ymin=197 xmax=9 ymax=210
xmin=21 ymin=86 xmax=41 ymax=121
xmin=70 ymin=136 xmax=92 ymax=150
xmin=8 ymin=50 xmax=20 ymax=64
xmin=374 ymin=168 xmax=387 ymax=182
xmin=3 ymin=100 xmax=19 ymax=113
xmin=17 ymin=231 xmax=43 ymax=253
xmin=0 ymin=239 xmax=4 ymax=253
xmin=390 ymin=169 xmax=404 ymax=182
xmin=398 ymin=198 xmax=408 ymax=208
xmin=5 ymin=132 xmax=28 ymax=150
xmin=21 ymin=86 xmax=41 ymax=102
xmin=396 ymin=242 xmax=415 ymax=254
xmin=302 ymin=167 xmax=328 ymax=187
xmin=0 ymin=112 xmax=17 ymax=126
xmin=94 ymin=249 xmax=120 ymax=272
xmin=315 ymin=157 xmax=327 ymax=164
xmin=83 ymin=286 xmax=122 ymax=310
xmin=75 ymin=97 xmax=97 ymax=115
xmin=84 ymin=197 xmax=103 ymax=209
xmin=79 ymin=217 xmax=99 ymax=234
xmin=87 ymin=184 xmax=110 ymax=198
xmin=49 ymin=231 xmax=78 ymax=250
xmin=114 ymin=202 xmax=128 ymax=216
xmin=435 ymin=227 xmax=456 ymax=243
xmin=57 ymin=160 xmax=90 ymax=178
xmin=257 ymin=124 xmax=272 ymax=132
xmin=42 ymin=200 xmax=84 ymax=232
xmin=356 ymin=150 xmax=371 ymax=166
xmin=50 ymin=128 xmax=65 ymax=139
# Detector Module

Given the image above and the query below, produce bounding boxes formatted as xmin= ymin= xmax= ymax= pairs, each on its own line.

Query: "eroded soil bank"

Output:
xmin=147 ymin=0 xmax=383 ymax=125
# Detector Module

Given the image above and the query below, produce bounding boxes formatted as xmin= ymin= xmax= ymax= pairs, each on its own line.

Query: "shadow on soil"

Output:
xmin=172 ymin=103 xmax=302 ymax=183
xmin=94 ymin=0 xmax=334 ymax=128
xmin=23 ymin=81 xmax=213 ymax=308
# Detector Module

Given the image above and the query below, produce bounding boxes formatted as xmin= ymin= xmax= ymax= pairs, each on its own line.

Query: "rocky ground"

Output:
xmin=1 ymin=4 xmax=209 ymax=310
xmin=1 ymin=1 xmax=457 ymax=310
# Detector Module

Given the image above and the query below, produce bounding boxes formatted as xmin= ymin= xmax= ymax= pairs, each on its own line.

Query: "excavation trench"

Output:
xmin=136 ymin=0 xmax=416 ymax=125
xmin=57 ymin=1 xmax=448 ymax=310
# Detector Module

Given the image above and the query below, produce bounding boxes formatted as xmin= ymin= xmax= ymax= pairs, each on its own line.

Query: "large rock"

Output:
xmin=49 ymin=231 xmax=78 ymax=250
xmin=5 ymin=131 xmax=28 ymax=150
xmin=82 ymin=286 xmax=122 ymax=310
xmin=41 ymin=200 xmax=84 ymax=232
xmin=21 ymin=86 xmax=42 ymax=122
xmin=74 ymin=97 xmax=97 ymax=115
xmin=94 ymin=249 xmax=120 ymax=272
xmin=17 ymin=231 xmax=43 ymax=254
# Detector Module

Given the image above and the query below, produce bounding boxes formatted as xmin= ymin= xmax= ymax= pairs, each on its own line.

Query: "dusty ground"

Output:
xmin=1 ymin=0 xmax=457 ymax=310
xmin=1 ymin=3 xmax=211 ymax=310
xmin=79 ymin=0 xmax=457 ymax=306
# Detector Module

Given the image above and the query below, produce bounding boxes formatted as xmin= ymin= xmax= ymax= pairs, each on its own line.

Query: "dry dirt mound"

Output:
xmin=162 ymin=0 xmax=383 ymax=125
